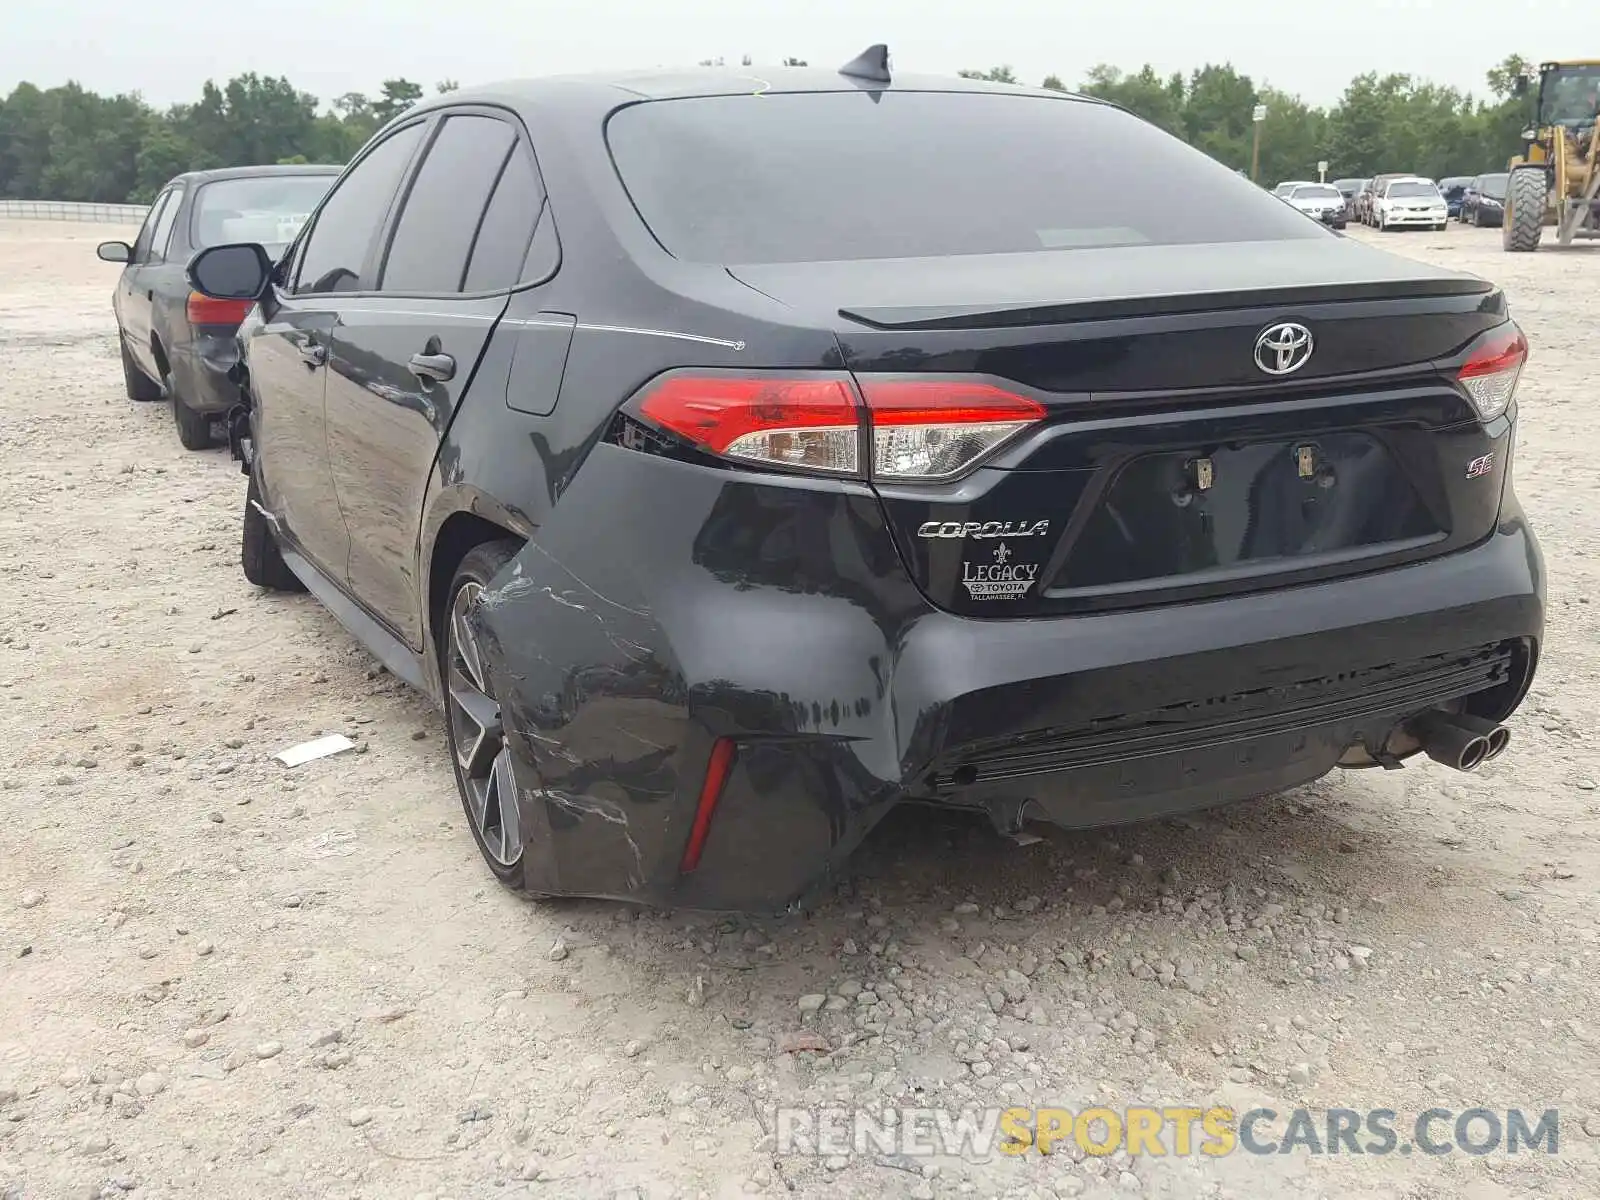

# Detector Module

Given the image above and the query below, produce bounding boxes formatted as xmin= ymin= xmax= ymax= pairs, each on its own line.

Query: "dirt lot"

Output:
xmin=0 ymin=216 xmax=1597 ymax=1200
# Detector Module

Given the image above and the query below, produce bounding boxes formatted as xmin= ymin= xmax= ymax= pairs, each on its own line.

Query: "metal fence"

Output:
xmin=0 ymin=199 xmax=149 ymax=224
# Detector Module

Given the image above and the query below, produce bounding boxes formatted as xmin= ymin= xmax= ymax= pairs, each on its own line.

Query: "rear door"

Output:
xmin=120 ymin=186 xmax=179 ymax=375
xmin=324 ymin=108 xmax=547 ymax=646
xmin=143 ymin=187 xmax=197 ymax=379
xmin=248 ymin=121 xmax=428 ymax=579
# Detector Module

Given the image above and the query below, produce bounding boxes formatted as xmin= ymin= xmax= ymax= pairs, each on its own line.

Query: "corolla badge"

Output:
xmin=1254 ymin=322 xmax=1315 ymax=376
xmin=917 ymin=519 xmax=1050 ymax=540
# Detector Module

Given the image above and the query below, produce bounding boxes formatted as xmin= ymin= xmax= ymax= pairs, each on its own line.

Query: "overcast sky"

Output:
xmin=4 ymin=0 xmax=1597 ymax=109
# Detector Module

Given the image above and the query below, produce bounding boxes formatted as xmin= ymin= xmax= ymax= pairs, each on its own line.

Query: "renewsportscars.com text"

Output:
xmin=774 ymin=1105 xmax=1560 ymax=1159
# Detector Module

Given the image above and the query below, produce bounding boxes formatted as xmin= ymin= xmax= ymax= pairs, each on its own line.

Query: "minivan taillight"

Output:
xmin=187 ymin=292 xmax=252 ymax=327
xmin=1457 ymin=323 xmax=1527 ymax=421
xmin=632 ymin=372 xmax=1045 ymax=481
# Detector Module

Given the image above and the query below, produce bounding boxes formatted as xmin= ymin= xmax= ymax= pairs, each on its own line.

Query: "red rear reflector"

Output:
xmin=636 ymin=375 xmax=861 ymax=474
xmin=679 ymin=737 xmax=737 ymax=873
xmin=187 ymin=292 xmax=252 ymax=326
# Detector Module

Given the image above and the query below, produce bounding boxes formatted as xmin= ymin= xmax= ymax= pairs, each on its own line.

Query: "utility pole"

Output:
xmin=1251 ymin=104 xmax=1267 ymax=183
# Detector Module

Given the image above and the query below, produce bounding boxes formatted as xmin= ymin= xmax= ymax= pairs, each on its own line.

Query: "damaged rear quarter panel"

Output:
xmin=460 ymin=443 xmax=931 ymax=909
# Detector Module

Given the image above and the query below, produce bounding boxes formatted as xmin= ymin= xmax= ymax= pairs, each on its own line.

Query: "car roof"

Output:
xmin=440 ymin=65 xmax=1091 ymax=102
xmin=167 ymin=163 xmax=344 ymax=187
xmin=390 ymin=65 xmax=1105 ymax=132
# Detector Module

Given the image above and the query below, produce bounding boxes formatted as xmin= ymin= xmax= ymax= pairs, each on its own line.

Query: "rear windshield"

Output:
xmin=1386 ymin=182 xmax=1440 ymax=199
xmin=607 ymin=91 xmax=1324 ymax=264
xmin=1478 ymin=173 xmax=1508 ymax=198
xmin=191 ymin=174 xmax=337 ymax=249
xmin=1291 ymin=186 xmax=1341 ymax=200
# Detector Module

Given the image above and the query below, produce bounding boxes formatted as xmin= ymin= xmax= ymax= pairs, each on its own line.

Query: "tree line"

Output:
xmin=962 ymin=55 xmax=1533 ymax=184
xmin=0 ymin=56 xmax=1533 ymax=205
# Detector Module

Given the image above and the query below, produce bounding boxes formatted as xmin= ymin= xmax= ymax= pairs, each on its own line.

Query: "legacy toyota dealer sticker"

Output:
xmin=962 ymin=542 xmax=1039 ymax=600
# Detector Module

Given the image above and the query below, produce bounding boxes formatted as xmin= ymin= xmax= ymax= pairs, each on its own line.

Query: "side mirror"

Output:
xmin=97 ymin=241 xmax=131 ymax=263
xmin=187 ymin=242 xmax=273 ymax=301
xmin=1513 ymin=74 xmax=1530 ymax=97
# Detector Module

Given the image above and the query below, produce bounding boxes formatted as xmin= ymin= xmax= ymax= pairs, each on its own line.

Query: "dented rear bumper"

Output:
xmin=467 ymin=445 xmax=1543 ymax=913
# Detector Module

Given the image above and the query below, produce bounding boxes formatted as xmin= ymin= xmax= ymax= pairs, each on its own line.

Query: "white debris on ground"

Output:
xmin=1 ymin=217 xmax=1598 ymax=1198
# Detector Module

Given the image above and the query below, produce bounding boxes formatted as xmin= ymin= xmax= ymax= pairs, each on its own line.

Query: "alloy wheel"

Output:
xmin=446 ymin=581 xmax=521 ymax=866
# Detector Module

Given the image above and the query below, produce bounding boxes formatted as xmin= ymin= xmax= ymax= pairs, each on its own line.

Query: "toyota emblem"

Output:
xmin=1253 ymin=322 xmax=1315 ymax=376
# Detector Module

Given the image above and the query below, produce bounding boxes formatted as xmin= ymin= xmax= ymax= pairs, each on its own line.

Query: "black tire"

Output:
xmin=173 ymin=395 xmax=217 ymax=450
xmin=440 ymin=538 xmax=536 ymax=892
xmin=121 ymin=340 xmax=162 ymax=402
xmin=241 ymin=472 xmax=304 ymax=592
xmin=1503 ymin=168 xmax=1546 ymax=252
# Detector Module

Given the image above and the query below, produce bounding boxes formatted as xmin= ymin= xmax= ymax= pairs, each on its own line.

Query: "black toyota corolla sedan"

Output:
xmin=187 ymin=51 xmax=1544 ymax=911
xmin=98 ymin=164 xmax=340 ymax=448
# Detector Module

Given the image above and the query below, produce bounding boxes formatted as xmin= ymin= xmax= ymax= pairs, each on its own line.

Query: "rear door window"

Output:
xmin=149 ymin=187 xmax=184 ymax=260
xmin=132 ymin=189 xmax=174 ymax=262
xmin=607 ymin=91 xmax=1325 ymax=264
xmin=380 ymin=113 xmax=517 ymax=294
xmin=462 ymin=146 xmax=547 ymax=292
xmin=295 ymin=122 xmax=425 ymax=294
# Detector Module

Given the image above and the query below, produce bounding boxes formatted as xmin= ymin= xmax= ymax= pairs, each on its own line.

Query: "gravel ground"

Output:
xmin=1 ymin=217 xmax=1597 ymax=1200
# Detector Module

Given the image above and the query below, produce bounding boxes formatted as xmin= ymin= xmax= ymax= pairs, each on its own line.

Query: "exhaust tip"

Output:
xmin=1413 ymin=712 xmax=1494 ymax=773
xmin=1456 ymin=736 xmax=1489 ymax=772
xmin=1483 ymin=725 xmax=1511 ymax=761
xmin=1448 ymin=714 xmax=1512 ymax=763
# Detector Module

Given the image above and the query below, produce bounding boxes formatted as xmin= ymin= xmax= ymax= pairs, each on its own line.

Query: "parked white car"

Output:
xmin=1285 ymin=183 xmax=1349 ymax=228
xmin=1272 ymin=180 xmax=1314 ymax=198
xmin=1374 ymin=177 xmax=1449 ymax=231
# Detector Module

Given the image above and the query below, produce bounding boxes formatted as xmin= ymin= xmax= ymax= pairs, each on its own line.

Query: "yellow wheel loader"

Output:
xmin=1503 ymin=60 xmax=1600 ymax=251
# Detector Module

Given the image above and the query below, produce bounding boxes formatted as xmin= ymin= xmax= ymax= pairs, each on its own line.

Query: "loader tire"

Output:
xmin=1503 ymin=168 xmax=1546 ymax=252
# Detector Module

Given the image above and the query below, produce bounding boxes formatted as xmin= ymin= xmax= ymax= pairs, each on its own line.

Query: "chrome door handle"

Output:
xmin=408 ymin=351 xmax=455 ymax=383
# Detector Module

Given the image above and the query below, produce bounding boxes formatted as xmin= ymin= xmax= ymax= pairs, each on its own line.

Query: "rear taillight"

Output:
xmin=1457 ymin=323 xmax=1527 ymax=421
xmin=631 ymin=372 xmax=1045 ymax=481
xmin=186 ymin=292 xmax=252 ymax=326
xmin=636 ymin=375 xmax=861 ymax=474
xmin=858 ymin=379 xmax=1046 ymax=481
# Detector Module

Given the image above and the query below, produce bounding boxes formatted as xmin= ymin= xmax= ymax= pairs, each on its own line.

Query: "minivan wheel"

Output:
xmin=442 ymin=539 xmax=530 ymax=889
xmin=241 ymin=471 xmax=304 ymax=592
xmin=121 ymin=341 xmax=162 ymax=402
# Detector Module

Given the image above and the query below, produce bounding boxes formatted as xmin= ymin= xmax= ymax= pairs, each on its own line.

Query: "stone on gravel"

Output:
xmin=347 ymin=1108 xmax=372 ymax=1127
xmin=18 ymin=889 xmax=42 ymax=909
xmin=254 ymin=1041 xmax=283 ymax=1060
xmin=797 ymin=993 xmax=826 ymax=1013
xmin=133 ymin=1072 xmax=166 ymax=1097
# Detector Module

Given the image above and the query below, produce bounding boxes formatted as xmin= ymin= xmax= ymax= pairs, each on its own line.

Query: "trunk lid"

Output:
xmin=731 ymin=242 xmax=1510 ymax=617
